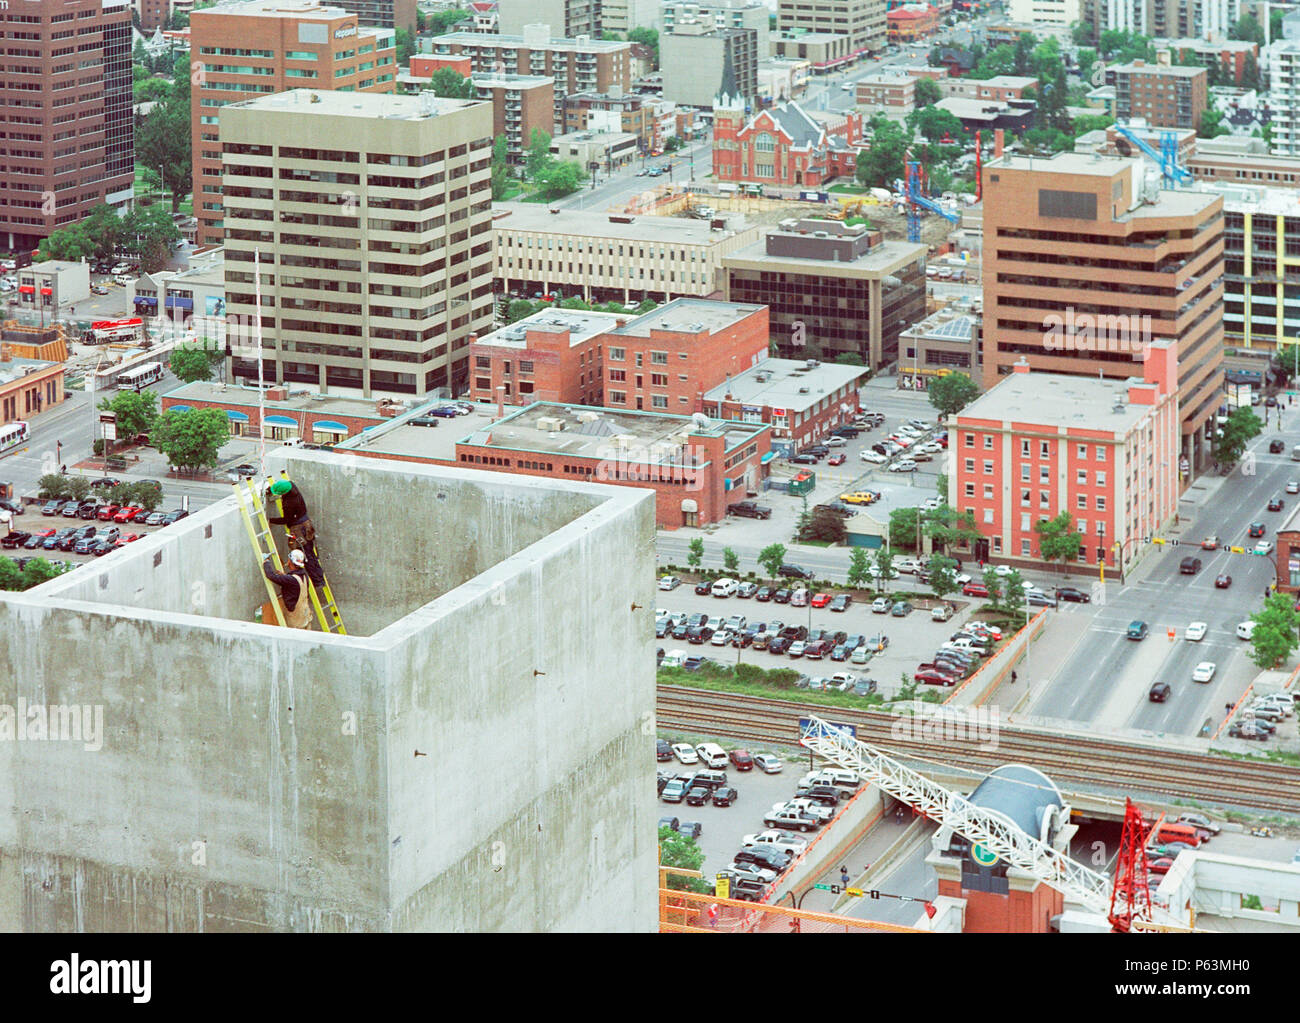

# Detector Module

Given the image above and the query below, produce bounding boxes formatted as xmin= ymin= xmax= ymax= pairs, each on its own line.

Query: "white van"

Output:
xmin=711 ymin=578 xmax=738 ymax=597
xmin=694 ymin=743 xmax=728 ymax=769
xmin=1237 ymin=621 xmax=1257 ymax=640
xmin=661 ymin=649 xmax=686 ymax=668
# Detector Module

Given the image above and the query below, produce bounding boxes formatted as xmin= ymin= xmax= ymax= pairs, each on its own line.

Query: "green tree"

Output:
xmin=873 ymin=546 xmax=897 ymax=592
xmin=134 ymin=38 xmax=148 ymax=67
xmin=559 ymin=296 xmax=590 ymax=310
xmin=800 ymin=507 xmax=847 ymax=544
xmin=427 ymin=67 xmax=475 ymax=98
xmin=117 ymin=481 xmax=163 ymax=512
xmin=928 ymin=555 xmax=959 ymax=601
xmin=757 ymin=542 xmax=787 ymax=579
xmin=1002 ymin=569 xmax=1026 ymax=617
xmin=1199 ymin=107 xmax=1229 ymax=139
xmin=427 ymin=8 xmax=472 ymax=33
xmin=659 ymin=826 xmax=708 ymax=893
xmin=1249 ymin=593 xmax=1300 ymax=668
xmin=527 ymin=128 xmax=553 ymax=181
xmin=722 ymin=546 xmax=740 ymax=574
xmin=39 ymin=204 xmax=124 ymax=264
xmin=172 ymin=52 xmax=193 ymax=105
xmin=856 ymin=115 xmax=909 ymax=187
xmin=1214 ymin=405 xmax=1263 ymax=466
xmin=535 ymin=159 xmax=583 ymax=198
xmin=1034 ymin=510 xmax=1081 ymax=567
xmin=687 ymin=537 xmax=704 ymax=568
xmin=914 ymin=76 xmax=941 ymax=107
xmin=1241 ymin=52 xmax=1260 ymax=91
xmin=926 ymin=505 xmax=980 ymax=554
xmin=133 ymin=77 xmax=173 ymax=104
xmin=21 ymin=559 xmax=68 ymax=589
xmin=927 ymin=372 xmax=980 ymax=417
xmin=971 ymin=43 xmax=1017 ymax=79
xmin=506 ymin=298 xmax=536 ymax=324
xmin=981 ymin=566 xmax=1004 ymax=607
xmin=910 ymin=105 xmax=965 ymax=143
xmin=122 ymin=203 xmax=181 ymax=272
xmin=0 ymin=557 xmax=23 ymax=591
xmin=835 ymin=352 xmax=865 ymax=366
xmin=37 ymin=474 xmax=71 ymax=500
xmin=98 ymin=389 xmax=159 ymax=440
xmin=628 ymin=26 xmax=659 ymax=69
xmin=152 ymin=408 xmax=230 ymax=473
xmin=1072 ymin=23 xmax=1094 ymax=46
xmin=1012 ymin=32 xmax=1035 ymax=76
xmin=1230 ymin=13 xmax=1265 ymax=45
xmin=66 ymin=476 xmax=90 ymax=502
xmin=1076 ymin=47 xmax=1097 ymax=76
xmin=889 ymin=506 xmax=921 ymax=551
xmin=136 ymin=94 xmax=195 ymax=211
xmin=395 ymin=27 xmax=416 ymax=63
xmin=847 ymin=546 xmax=873 ymax=588
xmin=170 ymin=342 xmax=223 ymax=384
xmin=491 ymin=135 xmax=512 ymax=200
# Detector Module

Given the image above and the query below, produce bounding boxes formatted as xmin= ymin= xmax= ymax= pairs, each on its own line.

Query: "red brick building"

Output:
xmin=159 ymin=381 xmax=399 ymax=443
xmin=713 ymin=97 xmax=862 ymax=188
xmin=468 ymin=300 xmax=771 ymax=413
xmin=887 ymin=3 xmax=939 ymax=42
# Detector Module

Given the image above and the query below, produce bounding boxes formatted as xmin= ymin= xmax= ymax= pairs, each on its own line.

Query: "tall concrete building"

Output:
xmin=496 ymin=0 xmax=600 ymax=37
xmin=723 ymin=218 xmax=927 ymax=370
xmin=190 ymin=0 xmax=397 ymax=248
xmin=660 ymin=0 xmax=770 ymax=55
xmin=330 ymin=0 xmax=417 ymax=32
xmin=662 ymin=20 xmax=757 ymax=107
xmin=602 ymin=0 xmax=659 ymax=34
xmin=1104 ymin=58 xmax=1207 ymax=131
xmin=776 ymin=0 xmax=886 ymax=60
xmin=0 ymin=450 xmax=658 ymax=932
xmin=0 ymin=0 xmax=134 ymax=254
xmin=219 ymin=90 xmax=495 ymax=398
xmin=1267 ymin=13 xmax=1300 ymax=156
xmin=1006 ymin=0 xmax=1079 ymax=27
xmin=981 ymin=152 xmax=1225 ymax=474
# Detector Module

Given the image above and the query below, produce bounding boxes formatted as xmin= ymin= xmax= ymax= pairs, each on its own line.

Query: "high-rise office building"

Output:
xmin=981 ymin=151 xmax=1224 ymax=474
xmin=0 ymin=0 xmax=134 ymax=254
xmin=1104 ymin=57 xmax=1206 ymax=131
xmin=496 ymin=0 xmax=600 ymax=37
xmin=331 ymin=0 xmax=416 ymax=32
xmin=219 ymin=90 xmax=495 ymax=398
xmin=776 ymin=0 xmax=886 ymax=59
xmin=190 ymin=0 xmax=397 ymax=248
xmin=661 ymin=20 xmax=757 ymax=107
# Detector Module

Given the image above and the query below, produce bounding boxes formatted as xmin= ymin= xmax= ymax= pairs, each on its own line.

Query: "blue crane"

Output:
xmin=1112 ymin=123 xmax=1192 ymax=188
xmin=903 ymin=160 xmax=959 ymax=244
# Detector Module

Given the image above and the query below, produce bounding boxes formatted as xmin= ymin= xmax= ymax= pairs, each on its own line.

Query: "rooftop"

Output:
xmin=1109 ymin=59 xmax=1207 ymax=77
xmin=902 ymin=308 xmax=976 ymax=342
xmin=468 ymin=72 xmax=554 ymax=88
xmin=228 ymin=89 xmax=481 ymax=120
xmin=726 ymin=230 xmax=925 ymax=275
xmin=475 ymin=309 xmax=626 ymax=350
xmin=614 ymin=297 xmax=764 ymax=337
xmin=0 ymin=357 xmax=58 ymax=386
xmin=977 ymin=75 xmax=1038 ymax=88
xmin=430 ymin=29 xmax=630 ymax=51
xmin=702 ymin=357 xmax=867 ymax=414
xmin=492 ymin=202 xmax=753 ymax=244
xmin=957 ymin=366 xmax=1164 ymax=433
xmin=197 ymin=0 xmax=385 ymax=24
xmin=158 ymin=248 xmax=225 ymax=288
xmin=935 ymin=96 xmax=1027 ymax=120
xmin=161 ymin=380 xmax=415 ymax=420
xmin=1202 ymin=181 xmax=1300 ymax=217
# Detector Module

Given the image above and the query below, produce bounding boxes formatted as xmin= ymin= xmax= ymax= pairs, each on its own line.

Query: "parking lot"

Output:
xmin=2 ymin=494 xmax=190 ymax=570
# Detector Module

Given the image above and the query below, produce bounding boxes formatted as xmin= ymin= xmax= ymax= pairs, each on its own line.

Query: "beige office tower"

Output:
xmin=219 ymin=90 xmax=494 ymax=398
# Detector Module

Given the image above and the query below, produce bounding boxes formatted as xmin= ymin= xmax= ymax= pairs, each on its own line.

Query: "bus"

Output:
xmin=117 ymin=361 xmax=163 ymax=391
xmin=0 ymin=420 xmax=28 ymax=454
xmin=83 ymin=318 xmax=143 ymax=346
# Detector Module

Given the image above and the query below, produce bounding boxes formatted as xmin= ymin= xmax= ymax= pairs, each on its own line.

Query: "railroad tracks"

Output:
xmin=658 ymin=686 xmax=1300 ymax=815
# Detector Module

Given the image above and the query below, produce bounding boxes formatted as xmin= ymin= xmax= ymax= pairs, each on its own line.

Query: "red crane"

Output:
xmin=1108 ymin=798 xmax=1154 ymax=933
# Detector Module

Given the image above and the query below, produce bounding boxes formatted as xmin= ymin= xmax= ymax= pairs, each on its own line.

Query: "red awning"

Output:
xmin=39 ymin=287 xmax=51 ymax=296
xmin=17 ymin=285 xmax=34 ymax=294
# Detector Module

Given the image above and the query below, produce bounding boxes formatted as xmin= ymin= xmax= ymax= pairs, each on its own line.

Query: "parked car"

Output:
xmin=727 ymin=500 xmax=772 ymax=519
xmin=890 ymin=601 xmax=913 ymax=617
xmin=737 ymin=582 xmax=758 ymax=599
xmin=712 ymin=786 xmax=738 ymax=808
xmin=1056 ymin=587 xmax=1090 ymax=603
xmin=671 ymin=743 xmax=699 ymax=765
xmin=753 ymin=753 xmax=783 ymax=774
xmin=871 ymin=597 xmax=891 ymax=614
xmin=962 ymin=581 xmax=989 ymax=598
xmin=778 ymin=564 xmax=814 ymax=580
xmin=729 ymin=749 xmax=754 ymax=771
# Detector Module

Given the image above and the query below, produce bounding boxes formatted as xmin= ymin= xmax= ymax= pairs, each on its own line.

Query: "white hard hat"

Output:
xmin=289 ymin=549 xmax=306 ymax=567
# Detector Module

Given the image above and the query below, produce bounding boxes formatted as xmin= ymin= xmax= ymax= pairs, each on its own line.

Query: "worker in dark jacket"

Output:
xmin=263 ymin=550 xmax=312 ymax=629
xmin=266 ymin=478 xmax=324 ymax=587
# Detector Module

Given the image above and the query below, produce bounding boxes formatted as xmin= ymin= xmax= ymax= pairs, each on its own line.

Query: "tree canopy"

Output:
xmin=927 ymin=372 xmax=980 ymax=417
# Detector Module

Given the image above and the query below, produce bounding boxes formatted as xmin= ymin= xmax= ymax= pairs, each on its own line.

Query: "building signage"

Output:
xmin=334 ymin=23 xmax=357 ymax=38
xmin=772 ymin=407 xmax=787 ymax=417
xmin=741 ymin=405 xmax=762 ymax=414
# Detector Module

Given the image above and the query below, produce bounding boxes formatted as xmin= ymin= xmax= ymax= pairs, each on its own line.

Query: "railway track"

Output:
xmin=658 ymin=686 xmax=1300 ymax=815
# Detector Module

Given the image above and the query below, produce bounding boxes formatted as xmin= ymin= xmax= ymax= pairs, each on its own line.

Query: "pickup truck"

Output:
xmin=762 ymin=807 xmax=820 ymax=832
xmin=774 ymin=799 xmax=835 ymax=824
xmin=727 ymin=500 xmax=772 ymax=519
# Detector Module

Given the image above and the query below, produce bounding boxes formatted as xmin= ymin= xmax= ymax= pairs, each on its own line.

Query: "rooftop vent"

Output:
xmin=536 ymin=416 xmax=565 ymax=431
xmin=798 ymin=386 xmax=810 ymax=394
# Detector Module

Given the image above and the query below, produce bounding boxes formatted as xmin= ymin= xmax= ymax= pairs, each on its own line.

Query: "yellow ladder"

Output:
xmin=263 ymin=471 xmax=347 ymax=635
xmin=233 ymin=476 xmax=287 ymax=627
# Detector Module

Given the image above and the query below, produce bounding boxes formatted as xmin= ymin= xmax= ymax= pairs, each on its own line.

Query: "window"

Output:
xmin=965 ymin=458 xmax=975 ymax=473
xmin=965 ymin=433 xmax=975 ymax=448
xmin=1039 ymin=466 xmax=1050 ymax=482
xmin=609 ymin=369 xmax=626 ymax=382
xmin=1096 ymin=446 xmax=1106 ymax=461
xmin=1020 ymin=489 xmax=1030 ymax=506
xmin=964 ymin=482 xmax=975 ymax=497
xmin=755 ymin=132 xmax=775 ymax=153
xmin=608 ymin=347 xmax=625 ymax=361
xmin=983 ymin=508 xmax=994 ymax=524
xmin=1039 ymin=490 xmax=1050 ymax=508
xmin=1077 ymin=520 xmax=1087 ymax=534
xmin=1096 ymin=471 xmax=1107 ymax=486
xmin=1020 ymin=513 xmax=1030 ymax=531
xmin=1021 ymin=539 xmax=1032 ymax=557
xmin=1077 ymin=444 xmax=1087 ymax=459
xmin=983 ymin=434 xmax=993 ymax=449
xmin=983 ymin=485 xmax=993 ymax=499
xmin=651 ymin=395 xmax=668 ymax=409
xmin=1020 ymin=439 xmax=1030 ymax=456
xmin=519 ymin=360 xmax=533 ymax=373
xmin=1077 ymin=494 xmax=1087 ymax=509
xmin=650 ymin=351 xmax=667 ymax=364
xmin=983 ymin=460 xmax=993 ymax=474
xmin=608 ymin=390 xmax=626 ymax=404
xmin=1020 ymin=464 xmax=1030 ymax=482
xmin=1040 ymin=441 xmax=1050 ymax=458
xmin=1076 ymin=469 xmax=1087 ymax=485
xmin=1096 ymin=496 xmax=1106 ymax=511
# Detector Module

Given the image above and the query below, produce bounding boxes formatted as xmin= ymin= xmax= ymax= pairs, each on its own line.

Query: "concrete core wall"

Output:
xmin=0 ymin=452 xmax=658 ymax=932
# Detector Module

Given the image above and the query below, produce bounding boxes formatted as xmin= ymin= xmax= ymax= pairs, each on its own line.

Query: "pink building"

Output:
xmin=947 ymin=343 xmax=1180 ymax=578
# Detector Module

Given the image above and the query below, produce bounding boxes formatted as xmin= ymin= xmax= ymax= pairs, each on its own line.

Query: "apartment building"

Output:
xmin=467 ymin=299 xmax=769 ymax=413
xmin=1104 ymin=58 xmax=1206 ymax=131
xmin=899 ymin=305 xmax=981 ymax=390
xmin=699 ymin=357 xmax=866 ymax=450
xmin=949 ymin=346 xmax=1180 ymax=576
xmin=0 ymin=0 xmax=134 ymax=255
xmin=330 ymin=0 xmax=415 ymax=31
xmin=425 ymin=26 xmax=632 ymax=128
xmin=856 ymin=74 xmax=916 ymax=111
xmin=492 ymin=202 xmax=763 ymax=304
xmin=661 ymin=20 xmax=758 ymax=107
xmin=563 ymin=90 xmax=651 ymax=148
xmin=758 ymin=56 xmax=812 ymax=103
xmin=218 ymin=90 xmax=495 ymax=398
xmin=602 ymin=0 xmax=659 ymax=35
xmin=1268 ymin=34 xmax=1300 ymax=157
xmin=1159 ymin=37 xmax=1257 ymax=85
xmin=940 ymin=74 xmax=1037 ymax=102
xmin=981 ymin=151 xmax=1224 ymax=474
xmin=190 ymin=0 xmax=397 ymax=248
xmin=723 ymin=218 xmax=927 ymax=370
xmin=1186 ymin=144 xmax=1300 ymax=188
xmin=496 ymin=0 xmax=600 ymax=37
xmin=660 ymin=0 xmax=770 ymax=54
xmin=1006 ymin=0 xmax=1079 ymax=27
xmin=776 ymin=0 xmax=887 ymax=60
xmin=137 ymin=0 xmax=173 ymax=32
xmin=471 ymin=73 xmax=555 ymax=166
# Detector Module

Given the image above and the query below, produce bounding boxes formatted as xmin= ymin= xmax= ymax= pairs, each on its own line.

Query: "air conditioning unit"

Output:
xmin=576 ymin=410 xmax=601 ymax=422
xmin=536 ymin=416 xmax=566 ymax=431
xmin=798 ymin=386 xmax=810 ymax=394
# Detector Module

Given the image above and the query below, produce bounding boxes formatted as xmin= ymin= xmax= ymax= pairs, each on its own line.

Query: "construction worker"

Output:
xmin=0 ymin=507 xmax=12 ymax=538
xmin=262 ymin=550 xmax=312 ymax=630
xmin=266 ymin=478 xmax=324 ymax=587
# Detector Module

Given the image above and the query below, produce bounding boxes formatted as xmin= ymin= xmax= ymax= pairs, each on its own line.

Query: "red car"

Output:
xmin=114 ymin=505 xmax=142 ymax=523
xmin=117 ymin=533 xmax=143 ymax=544
xmin=962 ymin=581 xmax=990 ymax=598
xmin=728 ymin=749 xmax=754 ymax=771
xmin=810 ymin=592 xmax=832 ymax=608
xmin=1149 ymin=857 xmax=1174 ymax=875
xmin=96 ymin=504 xmax=121 ymax=521
xmin=915 ymin=668 xmax=959 ymax=687
xmin=827 ymin=453 xmax=846 ymax=466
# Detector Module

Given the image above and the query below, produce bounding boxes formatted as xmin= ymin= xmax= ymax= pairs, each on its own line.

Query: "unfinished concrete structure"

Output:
xmin=0 ymin=452 xmax=657 ymax=931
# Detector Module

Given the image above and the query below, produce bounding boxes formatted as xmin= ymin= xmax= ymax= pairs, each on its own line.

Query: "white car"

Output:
xmin=710 ymin=629 xmax=731 ymax=646
xmin=774 ymin=799 xmax=835 ymax=824
xmin=790 ymin=588 xmax=809 ymax=607
xmin=1185 ymin=621 xmax=1208 ymax=642
xmin=1287 ymin=480 xmax=1300 ymax=494
xmin=824 ymin=436 xmax=848 ymax=447
xmin=1237 ymin=621 xmax=1257 ymax=640
xmin=915 ymin=441 xmax=943 ymax=454
xmin=850 ymin=646 xmax=871 ymax=665
xmin=991 ymin=564 xmax=1014 ymax=576
xmin=1254 ymin=540 xmax=1275 ymax=555
xmin=671 ymin=743 xmax=699 ymax=765
xmin=753 ymin=753 xmax=783 ymax=773
xmin=954 ymin=573 xmax=972 ymax=585
xmin=889 ymin=459 xmax=918 ymax=472
xmin=871 ymin=597 xmax=891 ymax=613
xmin=742 ymin=830 xmax=810 ymax=854
xmin=894 ymin=557 xmax=924 ymax=574
xmin=658 ymin=575 xmax=681 ymax=590
xmin=1192 ymin=662 xmax=1216 ymax=683
xmin=860 ymin=449 xmax=888 ymax=464
xmin=711 ymin=578 xmax=738 ymax=597
xmin=907 ymin=418 xmax=931 ymax=430
xmin=920 ymin=498 xmax=943 ymax=511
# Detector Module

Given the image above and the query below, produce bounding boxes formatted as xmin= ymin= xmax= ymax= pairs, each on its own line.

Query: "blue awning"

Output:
xmin=760 ymin=451 xmax=775 ymax=464
xmin=264 ymin=415 xmax=296 ymax=427
xmin=134 ymin=296 xmax=158 ymax=306
xmin=226 ymin=410 xmax=249 ymax=422
xmin=164 ymin=296 xmax=193 ymax=309
xmin=167 ymin=404 xmax=191 ymax=413
xmin=313 ymin=420 xmax=348 ymax=433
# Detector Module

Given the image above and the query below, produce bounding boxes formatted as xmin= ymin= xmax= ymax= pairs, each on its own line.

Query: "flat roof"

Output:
xmin=903 ymin=309 xmax=975 ymax=342
xmin=470 ymin=72 xmax=553 ymax=88
xmin=0 ymin=357 xmax=58 ymax=385
xmin=228 ymin=89 xmax=481 ymax=120
xmin=702 ymin=358 xmax=866 ymax=414
xmin=1109 ymin=60 xmax=1206 ymax=77
xmin=991 ymin=151 xmax=1136 ymax=177
xmin=616 ymin=297 xmax=763 ymax=337
xmin=431 ymin=29 xmax=630 ymax=51
xmin=725 ymin=234 xmax=926 ymax=276
xmin=958 ymin=368 xmax=1160 ymax=433
xmin=199 ymin=0 xmax=386 ymax=24
xmin=1203 ymin=181 xmax=1300 ymax=217
xmin=492 ymin=202 xmax=752 ymax=244
xmin=977 ymin=75 xmax=1037 ymax=88
xmin=476 ymin=309 xmax=625 ymax=349
xmin=162 ymin=380 xmax=400 ymax=419
xmin=936 ymin=97 xmax=1023 ymax=119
